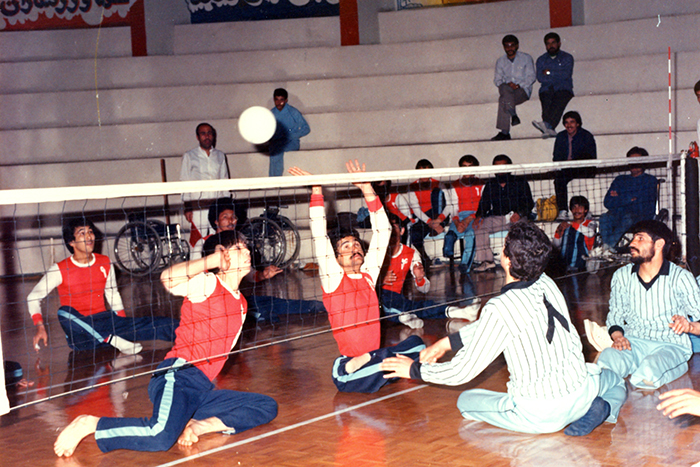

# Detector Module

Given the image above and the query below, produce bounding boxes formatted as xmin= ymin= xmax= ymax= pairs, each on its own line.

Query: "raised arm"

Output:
xmin=346 ymin=160 xmax=391 ymax=283
xmin=289 ymin=166 xmax=344 ymax=293
xmin=161 ymin=249 xmax=229 ymax=291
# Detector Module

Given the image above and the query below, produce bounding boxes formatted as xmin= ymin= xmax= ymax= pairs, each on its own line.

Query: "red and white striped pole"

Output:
xmin=668 ymin=46 xmax=673 ymax=155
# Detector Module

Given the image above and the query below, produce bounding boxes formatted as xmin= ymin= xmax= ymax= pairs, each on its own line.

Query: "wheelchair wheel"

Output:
xmin=245 ymin=217 xmax=286 ymax=268
xmin=275 ymin=215 xmax=301 ymax=269
xmin=114 ymin=221 xmax=162 ymax=275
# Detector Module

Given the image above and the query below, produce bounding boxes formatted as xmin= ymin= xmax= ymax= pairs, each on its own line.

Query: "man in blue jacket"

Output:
xmin=269 ymin=88 xmax=310 ymax=177
xmin=532 ymin=32 xmax=574 ymax=138
xmin=599 ymin=147 xmax=658 ymax=250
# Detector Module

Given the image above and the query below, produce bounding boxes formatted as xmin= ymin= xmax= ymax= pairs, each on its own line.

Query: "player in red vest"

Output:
xmin=27 ymin=217 xmax=177 ymax=354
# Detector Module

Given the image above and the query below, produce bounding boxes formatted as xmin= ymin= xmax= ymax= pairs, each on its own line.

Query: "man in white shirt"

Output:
xmin=180 ymin=123 xmax=230 ymax=245
xmin=491 ymin=35 xmax=536 ymax=141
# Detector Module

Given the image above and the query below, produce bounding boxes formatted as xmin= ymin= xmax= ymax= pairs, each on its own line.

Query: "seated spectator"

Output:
xmin=599 ymin=147 xmax=658 ymax=250
xmin=472 ymin=155 xmax=534 ymax=272
xmin=443 ymin=155 xmax=483 ymax=274
xmin=491 ymin=34 xmax=535 ymax=141
xmin=370 ymin=180 xmax=411 ymax=242
xmin=552 ymin=111 xmax=597 ymax=220
xmin=381 ymin=214 xmax=481 ymax=329
xmin=532 ymin=32 xmax=574 ymax=138
xmin=552 ymin=196 xmax=597 ymax=272
xmin=406 ymin=159 xmax=448 ymax=266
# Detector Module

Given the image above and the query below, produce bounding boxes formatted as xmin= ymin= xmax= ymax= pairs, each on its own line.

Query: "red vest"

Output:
xmin=166 ymin=278 xmax=246 ymax=381
xmin=323 ymin=273 xmax=380 ymax=357
xmin=56 ymin=254 xmax=111 ymax=316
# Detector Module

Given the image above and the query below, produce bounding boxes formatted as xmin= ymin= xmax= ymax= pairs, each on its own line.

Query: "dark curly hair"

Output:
xmin=503 ymin=221 xmax=552 ymax=281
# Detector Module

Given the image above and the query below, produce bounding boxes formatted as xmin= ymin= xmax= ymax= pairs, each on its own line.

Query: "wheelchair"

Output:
xmin=114 ymin=213 xmax=190 ymax=276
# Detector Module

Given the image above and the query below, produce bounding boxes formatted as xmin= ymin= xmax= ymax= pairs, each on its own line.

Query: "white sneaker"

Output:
xmin=398 ymin=312 xmax=424 ymax=329
xmin=544 ymin=128 xmax=558 ymax=138
xmin=108 ymin=335 xmax=143 ymax=355
xmin=556 ymin=210 xmax=570 ymax=221
xmin=446 ymin=298 xmax=481 ymax=321
xmin=584 ymin=319 xmax=613 ymax=352
xmin=446 ymin=319 xmax=469 ymax=334
xmin=532 ymin=120 xmax=548 ymax=134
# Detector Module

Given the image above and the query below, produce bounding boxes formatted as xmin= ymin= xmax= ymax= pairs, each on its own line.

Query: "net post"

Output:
xmin=684 ymin=155 xmax=700 ymax=275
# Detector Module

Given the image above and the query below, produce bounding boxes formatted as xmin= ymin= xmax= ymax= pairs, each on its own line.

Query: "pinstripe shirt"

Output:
xmin=419 ymin=273 xmax=588 ymax=399
xmin=607 ymin=262 xmax=700 ymax=350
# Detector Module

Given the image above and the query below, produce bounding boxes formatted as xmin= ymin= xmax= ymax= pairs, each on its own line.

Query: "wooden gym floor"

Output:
xmin=1 ymin=263 xmax=700 ymax=467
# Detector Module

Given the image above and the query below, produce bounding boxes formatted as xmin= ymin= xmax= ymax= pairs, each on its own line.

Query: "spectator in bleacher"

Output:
xmin=491 ymin=35 xmax=536 ymax=141
xmin=599 ymin=147 xmax=658 ymax=251
xmin=472 ymin=155 xmax=534 ymax=272
xmin=552 ymin=111 xmax=597 ymax=220
xmin=552 ymin=196 xmax=597 ymax=272
xmin=443 ymin=155 xmax=483 ymax=274
xmin=181 ymin=122 xmax=230 ymax=246
xmin=380 ymin=213 xmax=481 ymax=330
xmin=532 ymin=32 xmax=574 ymax=138
xmin=407 ymin=159 xmax=448 ymax=267
xmin=269 ymin=88 xmax=310 ymax=177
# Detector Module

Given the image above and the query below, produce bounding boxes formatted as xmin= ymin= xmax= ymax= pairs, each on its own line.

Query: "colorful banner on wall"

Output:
xmin=0 ymin=0 xmax=138 ymax=30
xmin=186 ymin=0 xmax=339 ymax=23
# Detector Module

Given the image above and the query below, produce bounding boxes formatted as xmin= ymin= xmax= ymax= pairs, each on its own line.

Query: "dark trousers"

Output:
xmin=409 ymin=188 xmax=446 ymax=250
xmin=57 ymin=306 xmax=178 ymax=352
xmin=95 ymin=359 xmax=278 ymax=452
xmin=539 ymin=89 xmax=573 ymax=130
xmin=332 ymin=336 xmax=425 ymax=393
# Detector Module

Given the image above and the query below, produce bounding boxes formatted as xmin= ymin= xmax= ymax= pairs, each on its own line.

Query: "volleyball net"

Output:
xmin=0 ymin=153 xmax=693 ymax=413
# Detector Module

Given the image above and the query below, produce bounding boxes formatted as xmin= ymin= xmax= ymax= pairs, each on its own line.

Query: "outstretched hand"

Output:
xmin=657 ymin=388 xmax=700 ymax=418
xmin=419 ymin=336 xmax=451 ymax=364
xmin=379 ymin=355 xmax=414 ymax=379
xmin=288 ymin=167 xmax=312 ymax=177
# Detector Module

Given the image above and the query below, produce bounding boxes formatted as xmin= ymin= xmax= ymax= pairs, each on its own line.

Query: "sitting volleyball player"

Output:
xmin=27 ymin=217 xmax=177 ymax=354
xmin=552 ymin=195 xmax=597 ymax=272
xmin=597 ymin=220 xmax=700 ymax=389
xmin=382 ymin=213 xmax=481 ymax=329
xmin=54 ymin=230 xmax=278 ymax=457
xmin=289 ymin=161 xmax=426 ymax=393
xmin=381 ymin=221 xmax=627 ymax=436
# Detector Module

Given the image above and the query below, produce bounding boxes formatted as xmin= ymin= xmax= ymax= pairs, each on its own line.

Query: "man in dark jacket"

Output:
xmin=552 ymin=111 xmax=597 ymax=219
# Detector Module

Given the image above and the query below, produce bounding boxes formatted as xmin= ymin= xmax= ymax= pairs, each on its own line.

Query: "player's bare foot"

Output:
xmin=345 ymin=353 xmax=371 ymax=374
xmin=54 ymin=415 xmax=99 ymax=457
xmin=177 ymin=417 xmax=230 ymax=447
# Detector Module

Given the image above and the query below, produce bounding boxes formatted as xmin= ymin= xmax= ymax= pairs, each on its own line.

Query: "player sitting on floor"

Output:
xmin=27 ymin=216 xmax=177 ymax=355
xmin=195 ymin=197 xmax=325 ymax=323
xmin=381 ymin=221 xmax=627 ymax=436
xmin=54 ymin=230 xmax=278 ymax=457
xmin=289 ymin=160 xmax=426 ymax=393
xmin=596 ymin=220 xmax=700 ymax=390
xmin=552 ymin=195 xmax=597 ymax=272
xmin=381 ymin=213 xmax=481 ymax=329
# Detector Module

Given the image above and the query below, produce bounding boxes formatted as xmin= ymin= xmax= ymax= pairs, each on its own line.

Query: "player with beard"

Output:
xmin=290 ymin=161 xmax=426 ymax=393
xmin=597 ymin=220 xmax=700 ymax=389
